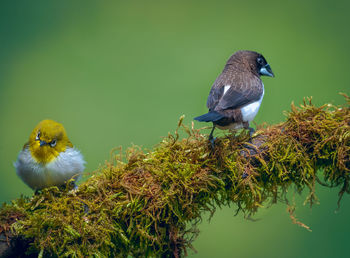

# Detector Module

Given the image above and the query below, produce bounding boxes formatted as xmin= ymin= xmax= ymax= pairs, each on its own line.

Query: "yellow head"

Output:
xmin=27 ymin=120 xmax=73 ymax=164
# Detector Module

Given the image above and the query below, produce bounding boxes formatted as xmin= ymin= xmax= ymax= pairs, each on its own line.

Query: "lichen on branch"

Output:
xmin=0 ymin=95 xmax=349 ymax=257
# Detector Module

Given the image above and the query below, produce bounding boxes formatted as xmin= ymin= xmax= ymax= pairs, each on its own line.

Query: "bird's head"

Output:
xmin=255 ymin=53 xmax=274 ymax=78
xmin=227 ymin=50 xmax=274 ymax=78
xmin=28 ymin=120 xmax=73 ymax=163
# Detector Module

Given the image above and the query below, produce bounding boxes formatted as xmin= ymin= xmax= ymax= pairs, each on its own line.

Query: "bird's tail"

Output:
xmin=194 ymin=111 xmax=224 ymax=122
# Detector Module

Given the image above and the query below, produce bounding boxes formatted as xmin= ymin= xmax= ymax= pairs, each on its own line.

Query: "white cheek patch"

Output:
xmin=223 ymin=85 xmax=231 ymax=95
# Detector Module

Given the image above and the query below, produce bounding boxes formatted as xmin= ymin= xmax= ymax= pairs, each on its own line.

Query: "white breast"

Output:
xmin=241 ymin=86 xmax=264 ymax=122
xmin=14 ymin=147 xmax=85 ymax=190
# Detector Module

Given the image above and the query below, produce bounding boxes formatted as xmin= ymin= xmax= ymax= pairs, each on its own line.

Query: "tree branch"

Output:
xmin=1 ymin=95 xmax=349 ymax=257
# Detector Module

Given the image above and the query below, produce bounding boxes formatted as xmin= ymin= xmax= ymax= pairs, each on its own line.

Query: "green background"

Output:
xmin=0 ymin=1 xmax=349 ymax=257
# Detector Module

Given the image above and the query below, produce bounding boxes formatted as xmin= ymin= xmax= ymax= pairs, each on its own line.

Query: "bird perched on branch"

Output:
xmin=14 ymin=120 xmax=85 ymax=190
xmin=194 ymin=50 xmax=274 ymax=146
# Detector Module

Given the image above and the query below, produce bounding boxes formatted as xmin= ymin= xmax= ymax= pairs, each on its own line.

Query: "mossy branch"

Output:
xmin=1 ymin=95 xmax=349 ymax=257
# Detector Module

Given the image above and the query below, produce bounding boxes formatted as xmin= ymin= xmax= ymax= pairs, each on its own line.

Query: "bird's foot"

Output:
xmin=248 ymin=127 xmax=255 ymax=136
xmin=67 ymin=182 xmax=79 ymax=195
xmin=209 ymin=136 xmax=217 ymax=150
xmin=242 ymin=172 xmax=249 ymax=179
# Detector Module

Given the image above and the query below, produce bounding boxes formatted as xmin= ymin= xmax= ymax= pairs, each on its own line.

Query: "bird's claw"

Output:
xmin=248 ymin=127 xmax=255 ymax=136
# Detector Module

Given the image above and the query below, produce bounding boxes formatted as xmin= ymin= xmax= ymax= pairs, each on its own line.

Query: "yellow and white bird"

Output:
xmin=14 ymin=119 xmax=85 ymax=190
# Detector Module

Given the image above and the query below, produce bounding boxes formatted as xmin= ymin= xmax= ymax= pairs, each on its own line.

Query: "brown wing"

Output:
xmin=207 ymin=69 xmax=263 ymax=111
xmin=206 ymin=85 xmax=224 ymax=111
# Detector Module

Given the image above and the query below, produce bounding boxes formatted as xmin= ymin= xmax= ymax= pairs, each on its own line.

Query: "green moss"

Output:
xmin=1 ymin=95 xmax=349 ymax=257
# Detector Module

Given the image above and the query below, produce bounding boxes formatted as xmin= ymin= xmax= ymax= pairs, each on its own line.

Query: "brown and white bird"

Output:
xmin=194 ymin=50 xmax=274 ymax=145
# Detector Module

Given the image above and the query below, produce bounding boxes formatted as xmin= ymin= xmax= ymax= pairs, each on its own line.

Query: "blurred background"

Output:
xmin=0 ymin=0 xmax=349 ymax=257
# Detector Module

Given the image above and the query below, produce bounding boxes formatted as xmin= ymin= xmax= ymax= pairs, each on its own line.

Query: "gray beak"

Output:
xmin=259 ymin=64 xmax=274 ymax=77
xmin=40 ymin=140 xmax=47 ymax=147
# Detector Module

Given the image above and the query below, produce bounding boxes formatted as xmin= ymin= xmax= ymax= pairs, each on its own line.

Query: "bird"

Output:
xmin=14 ymin=119 xmax=85 ymax=191
xmin=194 ymin=50 xmax=274 ymax=146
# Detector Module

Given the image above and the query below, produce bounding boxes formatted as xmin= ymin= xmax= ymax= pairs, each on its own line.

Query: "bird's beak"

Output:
xmin=40 ymin=140 xmax=47 ymax=147
xmin=259 ymin=64 xmax=274 ymax=77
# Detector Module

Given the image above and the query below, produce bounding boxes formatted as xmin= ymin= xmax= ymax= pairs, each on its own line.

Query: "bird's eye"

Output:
xmin=50 ymin=140 xmax=57 ymax=147
xmin=35 ymin=131 xmax=41 ymax=141
xmin=257 ymin=57 xmax=264 ymax=65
